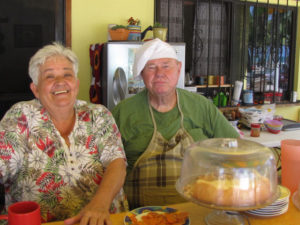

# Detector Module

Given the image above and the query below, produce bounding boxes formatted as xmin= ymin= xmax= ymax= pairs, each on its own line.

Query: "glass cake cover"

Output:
xmin=176 ymin=138 xmax=279 ymax=211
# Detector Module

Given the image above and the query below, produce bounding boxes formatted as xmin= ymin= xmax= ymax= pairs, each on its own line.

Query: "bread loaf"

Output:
xmin=184 ymin=173 xmax=272 ymax=207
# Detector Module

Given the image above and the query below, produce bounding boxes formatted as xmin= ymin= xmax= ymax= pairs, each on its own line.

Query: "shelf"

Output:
xmin=187 ymin=84 xmax=232 ymax=88
xmin=218 ymin=101 xmax=300 ymax=112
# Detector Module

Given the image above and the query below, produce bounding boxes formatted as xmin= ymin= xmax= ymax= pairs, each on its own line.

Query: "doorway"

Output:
xmin=0 ymin=0 xmax=67 ymax=119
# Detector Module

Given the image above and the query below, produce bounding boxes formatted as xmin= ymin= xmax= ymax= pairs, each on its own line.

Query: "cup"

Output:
xmin=208 ymin=75 xmax=214 ymax=85
xmin=0 ymin=201 xmax=41 ymax=225
xmin=215 ymin=75 xmax=224 ymax=85
xmin=281 ymin=139 xmax=300 ymax=194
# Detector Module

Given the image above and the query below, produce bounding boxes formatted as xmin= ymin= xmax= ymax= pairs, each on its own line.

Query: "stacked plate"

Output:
xmin=246 ymin=185 xmax=290 ymax=217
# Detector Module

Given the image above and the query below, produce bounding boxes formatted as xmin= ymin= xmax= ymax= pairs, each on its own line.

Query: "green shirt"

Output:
xmin=112 ymin=88 xmax=239 ymax=172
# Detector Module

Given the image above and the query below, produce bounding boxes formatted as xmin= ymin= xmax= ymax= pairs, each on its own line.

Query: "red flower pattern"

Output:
xmin=0 ymin=143 xmax=14 ymax=160
xmin=36 ymin=137 xmax=56 ymax=157
xmin=86 ymin=135 xmax=98 ymax=154
xmin=36 ymin=172 xmax=63 ymax=193
xmin=93 ymin=173 xmax=102 ymax=185
xmin=112 ymin=124 xmax=121 ymax=138
xmin=85 ymin=135 xmax=95 ymax=149
xmin=78 ymin=111 xmax=90 ymax=122
xmin=0 ymin=132 xmax=14 ymax=160
xmin=17 ymin=114 xmax=29 ymax=136
xmin=89 ymin=146 xmax=98 ymax=155
xmin=40 ymin=108 xmax=49 ymax=121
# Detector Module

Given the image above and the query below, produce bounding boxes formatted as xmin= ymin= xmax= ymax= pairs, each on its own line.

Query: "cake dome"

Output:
xmin=176 ymin=138 xmax=279 ymax=211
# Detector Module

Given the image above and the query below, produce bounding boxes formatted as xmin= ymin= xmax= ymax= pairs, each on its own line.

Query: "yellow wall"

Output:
xmin=72 ymin=0 xmax=154 ymax=101
xmin=276 ymin=106 xmax=300 ymax=121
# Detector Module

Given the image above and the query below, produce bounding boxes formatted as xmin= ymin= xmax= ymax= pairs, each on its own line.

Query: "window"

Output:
xmin=155 ymin=0 xmax=298 ymax=106
xmin=231 ymin=2 xmax=296 ymax=105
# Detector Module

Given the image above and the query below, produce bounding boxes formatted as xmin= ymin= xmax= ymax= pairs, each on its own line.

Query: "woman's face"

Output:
xmin=30 ymin=55 xmax=79 ymax=112
xmin=141 ymin=58 xmax=181 ymax=97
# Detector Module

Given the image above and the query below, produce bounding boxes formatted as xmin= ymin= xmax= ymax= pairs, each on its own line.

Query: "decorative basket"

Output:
xmin=109 ymin=28 xmax=130 ymax=41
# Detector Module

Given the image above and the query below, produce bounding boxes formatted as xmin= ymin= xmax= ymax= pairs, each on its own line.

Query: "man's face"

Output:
xmin=30 ymin=55 xmax=79 ymax=112
xmin=141 ymin=58 xmax=181 ymax=97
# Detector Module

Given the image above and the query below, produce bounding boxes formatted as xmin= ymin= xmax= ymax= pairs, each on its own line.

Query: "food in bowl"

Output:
xmin=127 ymin=209 xmax=189 ymax=225
xmin=264 ymin=120 xmax=283 ymax=134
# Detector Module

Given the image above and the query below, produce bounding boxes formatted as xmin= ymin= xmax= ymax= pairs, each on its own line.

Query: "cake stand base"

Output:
xmin=205 ymin=210 xmax=245 ymax=225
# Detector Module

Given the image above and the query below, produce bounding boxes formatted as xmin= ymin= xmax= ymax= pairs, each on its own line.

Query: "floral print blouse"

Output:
xmin=0 ymin=99 xmax=128 ymax=223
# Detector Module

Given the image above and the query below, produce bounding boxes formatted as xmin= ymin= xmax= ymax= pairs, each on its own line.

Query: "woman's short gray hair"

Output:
xmin=28 ymin=42 xmax=79 ymax=84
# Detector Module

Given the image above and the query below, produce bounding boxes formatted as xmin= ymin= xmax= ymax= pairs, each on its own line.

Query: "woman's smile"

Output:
xmin=52 ymin=90 xmax=69 ymax=95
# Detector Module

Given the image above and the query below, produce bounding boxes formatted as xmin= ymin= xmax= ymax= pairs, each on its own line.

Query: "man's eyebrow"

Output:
xmin=145 ymin=63 xmax=156 ymax=66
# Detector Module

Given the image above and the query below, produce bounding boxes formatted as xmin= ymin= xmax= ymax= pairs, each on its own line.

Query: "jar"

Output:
xmin=275 ymin=92 xmax=283 ymax=102
xmin=264 ymin=92 xmax=273 ymax=104
xmin=243 ymin=90 xmax=253 ymax=105
xmin=251 ymin=123 xmax=261 ymax=137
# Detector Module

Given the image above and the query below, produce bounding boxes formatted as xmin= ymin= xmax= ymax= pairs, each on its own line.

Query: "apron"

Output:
xmin=125 ymin=91 xmax=194 ymax=209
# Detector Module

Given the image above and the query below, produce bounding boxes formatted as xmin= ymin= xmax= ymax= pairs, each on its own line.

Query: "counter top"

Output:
xmin=43 ymin=200 xmax=300 ymax=225
xmin=241 ymin=128 xmax=300 ymax=147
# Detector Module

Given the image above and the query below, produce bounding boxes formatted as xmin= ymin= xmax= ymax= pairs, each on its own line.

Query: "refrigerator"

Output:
xmin=101 ymin=41 xmax=186 ymax=111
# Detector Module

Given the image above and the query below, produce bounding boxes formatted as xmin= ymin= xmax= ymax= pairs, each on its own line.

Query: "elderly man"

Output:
xmin=112 ymin=38 xmax=239 ymax=209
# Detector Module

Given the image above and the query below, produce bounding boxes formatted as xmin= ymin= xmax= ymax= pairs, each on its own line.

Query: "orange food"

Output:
xmin=130 ymin=211 xmax=189 ymax=225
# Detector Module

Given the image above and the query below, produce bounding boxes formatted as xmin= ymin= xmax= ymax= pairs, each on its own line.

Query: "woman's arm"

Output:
xmin=64 ymin=158 xmax=126 ymax=225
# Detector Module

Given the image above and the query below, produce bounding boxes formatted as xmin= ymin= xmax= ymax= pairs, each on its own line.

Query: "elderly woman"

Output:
xmin=112 ymin=38 xmax=239 ymax=209
xmin=0 ymin=43 xmax=128 ymax=225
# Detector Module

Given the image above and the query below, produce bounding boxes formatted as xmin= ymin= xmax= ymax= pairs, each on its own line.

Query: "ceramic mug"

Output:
xmin=0 ymin=201 xmax=41 ymax=225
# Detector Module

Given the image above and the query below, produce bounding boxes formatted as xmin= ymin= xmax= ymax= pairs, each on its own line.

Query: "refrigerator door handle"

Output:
xmin=113 ymin=67 xmax=127 ymax=106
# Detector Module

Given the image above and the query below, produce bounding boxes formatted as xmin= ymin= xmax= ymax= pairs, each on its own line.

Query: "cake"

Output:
xmin=183 ymin=173 xmax=272 ymax=207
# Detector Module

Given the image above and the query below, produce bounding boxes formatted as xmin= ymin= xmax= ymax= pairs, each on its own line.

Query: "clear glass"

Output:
xmin=205 ymin=210 xmax=245 ymax=225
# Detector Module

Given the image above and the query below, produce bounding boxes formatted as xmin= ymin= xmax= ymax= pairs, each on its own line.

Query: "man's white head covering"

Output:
xmin=133 ymin=38 xmax=178 ymax=80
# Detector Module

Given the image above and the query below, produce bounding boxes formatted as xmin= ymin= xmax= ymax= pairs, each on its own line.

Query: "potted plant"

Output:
xmin=109 ymin=25 xmax=130 ymax=41
xmin=153 ymin=22 xmax=168 ymax=41
xmin=127 ymin=17 xmax=141 ymax=41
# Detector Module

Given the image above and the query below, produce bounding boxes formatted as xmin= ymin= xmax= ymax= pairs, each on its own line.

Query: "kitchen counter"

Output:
xmin=241 ymin=128 xmax=300 ymax=147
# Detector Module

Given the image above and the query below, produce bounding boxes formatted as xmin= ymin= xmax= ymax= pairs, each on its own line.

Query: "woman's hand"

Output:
xmin=64 ymin=158 xmax=126 ymax=225
xmin=64 ymin=204 xmax=112 ymax=225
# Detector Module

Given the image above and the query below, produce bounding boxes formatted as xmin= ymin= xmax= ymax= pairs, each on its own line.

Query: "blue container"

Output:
xmin=127 ymin=25 xmax=141 ymax=41
xmin=243 ymin=90 xmax=253 ymax=105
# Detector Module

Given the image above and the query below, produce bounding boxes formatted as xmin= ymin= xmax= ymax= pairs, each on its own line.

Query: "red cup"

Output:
xmin=0 ymin=201 xmax=41 ymax=225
